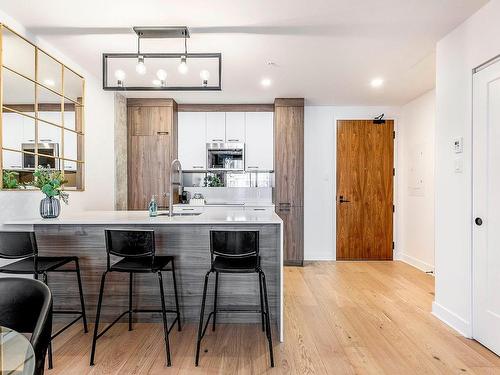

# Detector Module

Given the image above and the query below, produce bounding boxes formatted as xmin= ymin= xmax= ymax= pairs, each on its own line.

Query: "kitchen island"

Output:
xmin=5 ymin=210 xmax=283 ymax=340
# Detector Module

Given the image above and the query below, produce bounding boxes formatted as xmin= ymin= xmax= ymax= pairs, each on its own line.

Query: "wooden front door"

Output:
xmin=336 ymin=119 xmax=394 ymax=260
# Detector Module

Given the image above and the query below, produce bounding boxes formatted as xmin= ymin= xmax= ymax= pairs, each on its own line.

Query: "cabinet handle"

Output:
xmin=212 ymin=139 xmax=224 ymax=142
xmin=247 ymin=166 xmax=259 ymax=169
xmin=192 ymin=166 xmax=204 ymax=169
xmin=253 ymin=208 xmax=266 ymax=211
xmin=40 ymin=139 xmax=52 ymax=142
xmin=279 ymin=202 xmax=291 ymax=207
xmin=227 ymin=139 xmax=239 ymax=142
xmin=157 ymin=131 xmax=169 ymax=135
xmin=182 ymin=208 xmax=195 ymax=211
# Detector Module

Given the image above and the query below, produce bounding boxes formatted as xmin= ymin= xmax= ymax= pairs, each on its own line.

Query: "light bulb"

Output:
xmin=200 ymin=70 xmax=210 ymax=81
xmin=260 ymin=78 xmax=272 ymax=87
xmin=136 ymin=56 xmax=146 ymax=75
xmin=370 ymin=77 xmax=384 ymax=88
xmin=157 ymin=69 xmax=167 ymax=81
xmin=178 ymin=56 xmax=188 ymax=74
xmin=200 ymin=70 xmax=210 ymax=86
xmin=114 ymin=69 xmax=126 ymax=87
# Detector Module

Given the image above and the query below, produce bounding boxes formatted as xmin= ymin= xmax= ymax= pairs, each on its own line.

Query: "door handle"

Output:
xmin=339 ymin=195 xmax=350 ymax=203
xmin=475 ymin=217 xmax=483 ymax=226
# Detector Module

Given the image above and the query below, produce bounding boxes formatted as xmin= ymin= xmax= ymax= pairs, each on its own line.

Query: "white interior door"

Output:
xmin=472 ymin=58 xmax=500 ymax=356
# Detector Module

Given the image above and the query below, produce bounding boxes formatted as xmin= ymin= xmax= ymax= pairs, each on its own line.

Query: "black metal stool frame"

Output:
xmin=90 ymin=229 xmax=181 ymax=367
xmin=195 ymin=230 xmax=274 ymax=367
xmin=0 ymin=231 xmax=88 ymax=370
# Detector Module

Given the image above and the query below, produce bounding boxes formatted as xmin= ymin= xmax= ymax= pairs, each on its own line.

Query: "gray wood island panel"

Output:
xmin=12 ymin=212 xmax=283 ymax=339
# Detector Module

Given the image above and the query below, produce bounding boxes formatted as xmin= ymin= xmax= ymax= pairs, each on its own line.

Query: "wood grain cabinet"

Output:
xmin=127 ymin=99 xmax=178 ymax=210
xmin=274 ymin=98 xmax=304 ymax=265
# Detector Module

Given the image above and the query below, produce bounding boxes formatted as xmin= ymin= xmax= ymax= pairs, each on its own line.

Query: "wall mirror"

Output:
xmin=0 ymin=24 xmax=85 ymax=190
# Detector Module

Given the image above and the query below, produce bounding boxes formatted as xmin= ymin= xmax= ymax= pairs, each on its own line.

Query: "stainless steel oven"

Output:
xmin=206 ymin=143 xmax=244 ymax=171
xmin=22 ymin=143 xmax=60 ymax=169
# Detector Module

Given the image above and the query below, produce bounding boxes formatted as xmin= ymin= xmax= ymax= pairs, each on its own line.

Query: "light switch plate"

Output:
xmin=453 ymin=137 xmax=464 ymax=153
xmin=454 ymin=158 xmax=463 ymax=173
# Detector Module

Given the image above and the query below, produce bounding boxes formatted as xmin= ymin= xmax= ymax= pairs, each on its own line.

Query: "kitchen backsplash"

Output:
xmin=183 ymin=187 xmax=272 ymax=204
xmin=182 ymin=172 xmax=274 ymax=188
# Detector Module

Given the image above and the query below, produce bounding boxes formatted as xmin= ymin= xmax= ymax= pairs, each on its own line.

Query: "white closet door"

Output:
xmin=472 ymin=59 xmax=500 ymax=355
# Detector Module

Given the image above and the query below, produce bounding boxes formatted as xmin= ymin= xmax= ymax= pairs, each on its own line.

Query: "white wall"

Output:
xmin=0 ymin=10 xmax=115 ymax=229
xmin=433 ymin=0 xmax=500 ymax=337
xmin=397 ymin=90 xmax=435 ymax=272
xmin=304 ymin=106 xmax=401 ymax=260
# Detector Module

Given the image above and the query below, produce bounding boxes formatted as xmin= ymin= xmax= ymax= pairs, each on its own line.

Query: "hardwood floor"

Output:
xmin=47 ymin=262 xmax=500 ymax=374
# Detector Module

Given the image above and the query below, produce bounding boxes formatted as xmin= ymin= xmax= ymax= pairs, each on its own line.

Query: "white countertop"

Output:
xmin=4 ymin=210 xmax=283 ymax=225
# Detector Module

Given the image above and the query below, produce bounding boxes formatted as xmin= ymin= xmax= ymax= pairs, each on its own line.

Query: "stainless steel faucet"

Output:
xmin=169 ymin=159 xmax=182 ymax=217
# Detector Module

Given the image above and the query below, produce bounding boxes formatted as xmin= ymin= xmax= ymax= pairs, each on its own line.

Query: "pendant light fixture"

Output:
xmin=178 ymin=37 xmax=189 ymax=74
xmin=103 ymin=26 xmax=222 ymax=91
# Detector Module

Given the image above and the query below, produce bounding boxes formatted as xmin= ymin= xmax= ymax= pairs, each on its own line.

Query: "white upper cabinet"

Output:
xmin=206 ymin=112 xmax=226 ymax=143
xmin=245 ymin=112 xmax=274 ymax=171
xmin=178 ymin=112 xmax=207 ymax=170
xmin=225 ymin=112 xmax=245 ymax=142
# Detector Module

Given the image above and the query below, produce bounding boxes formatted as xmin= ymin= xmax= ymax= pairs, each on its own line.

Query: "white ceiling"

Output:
xmin=0 ymin=0 xmax=488 ymax=105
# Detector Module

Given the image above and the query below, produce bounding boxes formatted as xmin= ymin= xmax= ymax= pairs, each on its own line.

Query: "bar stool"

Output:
xmin=195 ymin=230 xmax=274 ymax=367
xmin=90 ymin=229 xmax=181 ymax=367
xmin=0 ymin=231 xmax=88 ymax=369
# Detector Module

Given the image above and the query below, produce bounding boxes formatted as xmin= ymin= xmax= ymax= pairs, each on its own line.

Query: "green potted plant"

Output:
xmin=2 ymin=170 xmax=21 ymax=189
xmin=203 ymin=174 xmax=223 ymax=187
xmin=31 ymin=166 xmax=69 ymax=218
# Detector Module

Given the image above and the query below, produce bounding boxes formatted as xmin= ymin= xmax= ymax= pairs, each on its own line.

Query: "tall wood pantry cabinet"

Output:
xmin=274 ymin=98 xmax=304 ymax=266
xmin=127 ymin=99 xmax=178 ymax=210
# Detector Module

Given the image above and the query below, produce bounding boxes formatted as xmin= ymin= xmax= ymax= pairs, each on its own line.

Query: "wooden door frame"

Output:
xmin=333 ymin=116 xmax=399 ymax=261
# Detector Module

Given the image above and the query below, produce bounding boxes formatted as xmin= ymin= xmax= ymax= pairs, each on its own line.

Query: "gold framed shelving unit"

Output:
xmin=0 ymin=23 xmax=85 ymax=190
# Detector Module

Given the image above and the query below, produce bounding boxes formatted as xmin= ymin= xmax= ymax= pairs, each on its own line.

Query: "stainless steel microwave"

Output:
xmin=206 ymin=143 xmax=244 ymax=171
xmin=22 ymin=143 xmax=60 ymax=169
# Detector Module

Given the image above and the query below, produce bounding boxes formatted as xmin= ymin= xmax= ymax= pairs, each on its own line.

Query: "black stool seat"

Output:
xmin=213 ymin=255 xmax=258 ymax=273
xmin=90 ymin=229 xmax=181 ymax=368
xmin=110 ymin=255 xmax=173 ymax=272
xmin=0 ymin=256 xmax=76 ymax=273
xmin=0 ymin=232 xmax=88 ymax=370
xmin=195 ymin=231 xmax=274 ymax=368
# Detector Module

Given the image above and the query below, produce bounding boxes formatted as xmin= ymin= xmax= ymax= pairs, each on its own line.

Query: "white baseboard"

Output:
xmin=432 ymin=301 xmax=472 ymax=338
xmin=304 ymin=258 xmax=336 ymax=261
xmin=396 ymin=252 xmax=434 ymax=274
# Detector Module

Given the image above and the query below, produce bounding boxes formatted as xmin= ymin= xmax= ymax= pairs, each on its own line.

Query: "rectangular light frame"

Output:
xmin=102 ymin=52 xmax=222 ymax=91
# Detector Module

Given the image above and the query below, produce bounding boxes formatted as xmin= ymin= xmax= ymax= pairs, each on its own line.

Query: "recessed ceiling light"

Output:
xmin=261 ymin=78 xmax=272 ymax=87
xmin=43 ymin=79 xmax=55 ymax=87
xmin=371 ymin=78 xmax=384 ymax=88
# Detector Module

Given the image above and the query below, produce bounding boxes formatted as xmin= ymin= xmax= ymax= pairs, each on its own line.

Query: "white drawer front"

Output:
xmin=172 ymin=206 xmax=205 ymax=214
xmin=244 ymin=206 xmax=274 ymax=213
